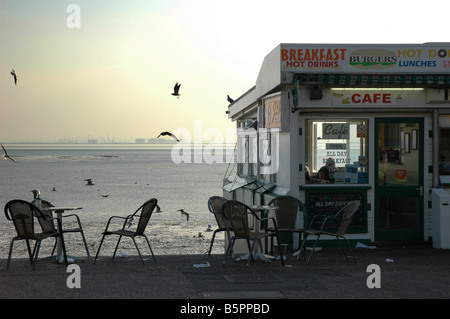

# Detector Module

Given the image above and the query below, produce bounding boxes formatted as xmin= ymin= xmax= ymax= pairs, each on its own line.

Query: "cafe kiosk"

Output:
xmin=223 ymin=43 xmax=450 ymax=249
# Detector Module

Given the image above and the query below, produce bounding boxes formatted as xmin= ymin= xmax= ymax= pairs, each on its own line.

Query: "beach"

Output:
xmin=0 ymin=146 xmax=230 ymax=260
xmin=0 ymin=217 xmax=226 ymax=260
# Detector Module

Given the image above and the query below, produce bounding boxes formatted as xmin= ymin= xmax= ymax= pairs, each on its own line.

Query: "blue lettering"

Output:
xmin=399 ymin=60 xmax=436 ymax=67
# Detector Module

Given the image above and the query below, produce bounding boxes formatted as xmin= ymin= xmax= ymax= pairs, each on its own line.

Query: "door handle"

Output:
xmin=416 ymin=186 xmax=423 ymax=196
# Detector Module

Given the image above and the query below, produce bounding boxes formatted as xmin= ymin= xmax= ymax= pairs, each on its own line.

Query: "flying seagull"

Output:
xmin=227 ymin=95 xmax=234 ymax=103
xmin=1 ymin=144 xmax=17 ymax=163
xmin=10 ymin=69 xmax=17 ymax=86
xmin=84 ymin=179 xmax=95 ymax=186
xmin=157 ymin=131 xmax=180 ymax=142
xmin=178 ymin=209 xmax=189 ymax=222
xmin=172 ymin=82 xmax=181 ymax=98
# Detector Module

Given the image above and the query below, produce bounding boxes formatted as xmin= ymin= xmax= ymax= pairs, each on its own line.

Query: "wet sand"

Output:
xmin=0 ymin=219 xmax=226 ymax=260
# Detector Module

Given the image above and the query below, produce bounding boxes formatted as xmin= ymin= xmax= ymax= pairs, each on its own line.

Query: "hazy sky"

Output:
xmin=1 ymin=0 xmax=449 ymax=143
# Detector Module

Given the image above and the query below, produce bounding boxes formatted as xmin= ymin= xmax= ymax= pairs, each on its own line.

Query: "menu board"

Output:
xmin=306 ymin=191 xmax=366 ymax=233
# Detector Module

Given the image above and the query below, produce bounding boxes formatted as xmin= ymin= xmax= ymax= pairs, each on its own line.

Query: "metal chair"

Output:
xmin=222 ymin=200 xmax=285 ymax=267
xmin=207 ymin=196 xmax=232 ymax=256
xmin=37 ymin=205 xmax=90 ymax=259
xmin=4 ymin=199 xmax=68 ymax=270
xmin=267 ymin=196 xmax=306 ymax=253
xmin=298 ymin=200 xmax=360 ymax=264
xmin=94 ymin=198 xmax=158 ymax=264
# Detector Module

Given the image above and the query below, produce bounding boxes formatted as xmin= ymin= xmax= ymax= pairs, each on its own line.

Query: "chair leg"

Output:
xmin=80 ymin=231 xmax=90 ymax=258
xmin=307 ymin=234 xmax=321 ymax=265
xmin=246 ymin=239 xmax=257 ymax=267
xmin=94 ymin=234 xmax=107 ymax=263
xmin=32 ymin=240 xmax=42 ymax=270
xmin=297 ymin=232 xmax=309 ymax=261
xmin=208 ymin=230 xmax=218 ymax=257
xmin=26 ymin=239 xmax=34 ymax=265
xmin=112 ymin=235 xmax=123 ymax=261
xmin=223 ymin=237 xmax=235 ymax=266
xmin=336 ymin=237 xmax=349 ymax=262
xmin=6 ymin=239 xmax=15 ymax=270
xmin=131 ymin=237 xmax=145 ymax=265
xmin=275 ymin=235 xmax=286 ymax=267
xmin=143 ymin=235 xmax=156 ymax=263
xmin=343 ymin=237 xmax=357 ymax=263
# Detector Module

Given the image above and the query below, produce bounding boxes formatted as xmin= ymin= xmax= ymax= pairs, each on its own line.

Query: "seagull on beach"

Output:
xmin=84 ymin=179 xmax=95 ymax=186
xmin=178 ymin=209 xmax=189 ymax=222
xmin=31 ymin=189 xmax=41 ymax=199
xmin=10 ymin=69 xmax=17 ymax=86
xmin=157 ymin=131 xmax=180 ymax=142
xmin=30 ymin=189 xmax=54 ymax=207
xmin=227 ymin=95 xmax=234 ymax=103
xmin=171 ymin=82 xmax=181 ymax=98
xmin=1 ymin=144 xmax=17 ymax=163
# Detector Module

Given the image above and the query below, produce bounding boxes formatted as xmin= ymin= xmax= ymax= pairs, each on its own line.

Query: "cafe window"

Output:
xmin=237 ymin=120 xmax=257 ymax=178
xmin=305 ymin=119 xmax=369 ymax=184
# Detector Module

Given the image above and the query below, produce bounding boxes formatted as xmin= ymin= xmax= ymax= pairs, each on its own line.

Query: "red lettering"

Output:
xmin=351 ymin=93 xmax=392 ymax=104
xmin=352 ymin=94 xmax=361 ymax=103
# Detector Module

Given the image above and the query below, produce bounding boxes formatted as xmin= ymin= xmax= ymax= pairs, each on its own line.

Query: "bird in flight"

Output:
xmin=10 ymin=69 xmax=17 ymax=86
xmin=172 ymin=82 xmax=181 ymax=98
xmin=1 ymin=144 xmax=17 ymax=163
xmin=178 ymin=209 xmax=189 ymax=222
xmin=157 ymin=131 xmax=180 ymax=142
xmin=84 ymin=179 xmax=95 ymax=186
xmin=227 ymin=95 xmax=234 ymax=103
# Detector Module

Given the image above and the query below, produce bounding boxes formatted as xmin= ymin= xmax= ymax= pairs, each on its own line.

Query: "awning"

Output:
xmin=222 ymin=176 xmax=257 ymax=192
xmin=296 ymin=74 xmax=450 ymax=86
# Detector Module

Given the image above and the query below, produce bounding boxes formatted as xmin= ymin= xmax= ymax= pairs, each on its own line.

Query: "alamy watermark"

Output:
xmin=66 ymin=4 xmax=81 ymax=29
xmin=169 ymin=121 xmax=280 ymax=174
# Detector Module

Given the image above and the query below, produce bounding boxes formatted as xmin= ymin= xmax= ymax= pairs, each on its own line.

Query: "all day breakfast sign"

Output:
xmin=280 ymin=44 xmax=450 ymax=74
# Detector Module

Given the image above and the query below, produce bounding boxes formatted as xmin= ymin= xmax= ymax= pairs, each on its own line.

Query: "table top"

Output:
xmin=251 ymin=205 xmax=278 ymax=211
xmin=42 ymin=207 xmax=82 ymax=212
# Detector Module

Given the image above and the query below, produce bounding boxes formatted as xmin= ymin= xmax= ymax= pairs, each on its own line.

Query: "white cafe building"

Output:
xmin=223 ymin=43 xmax=450 ymax=248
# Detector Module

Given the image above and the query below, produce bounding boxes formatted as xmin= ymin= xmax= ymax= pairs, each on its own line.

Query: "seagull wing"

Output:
xmin=1 ymin=144 xmax=7 ymax=155
xmin=169 ymin=133 xmax=180 ymax=142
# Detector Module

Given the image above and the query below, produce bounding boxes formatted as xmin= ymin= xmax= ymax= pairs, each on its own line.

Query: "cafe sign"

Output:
xmin=322 ymin=123 xmax=350 ymax=139
xmin=332 ymin=90 xmax=409 ymax=106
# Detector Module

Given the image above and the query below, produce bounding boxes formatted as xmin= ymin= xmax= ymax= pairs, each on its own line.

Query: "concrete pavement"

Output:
xmin=1 ymin=243 xmax=450 ymax=301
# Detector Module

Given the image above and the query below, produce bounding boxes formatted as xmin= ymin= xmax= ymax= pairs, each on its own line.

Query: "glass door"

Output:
xmin=375 ymin=118 xmax=424 ymax=241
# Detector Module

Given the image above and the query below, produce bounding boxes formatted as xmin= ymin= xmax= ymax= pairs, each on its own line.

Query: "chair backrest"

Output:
xmin=134 ymin=198 xmax=158 ymax=235
xmin=222 ymin=200 xmax=252 ymax=238
xmin=4 ymin=200 xmax=49 ymax=239
xmin=207 ymin=196 xmax=228 ymax=229
xmin=268 ymin=196 xmax=306 ymax=229
xmin=335 ymin=200 xmax=360 ymax=236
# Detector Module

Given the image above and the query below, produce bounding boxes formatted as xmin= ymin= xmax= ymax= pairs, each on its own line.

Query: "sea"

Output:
xmin=0 ymin=144 xmax=233 ymax=224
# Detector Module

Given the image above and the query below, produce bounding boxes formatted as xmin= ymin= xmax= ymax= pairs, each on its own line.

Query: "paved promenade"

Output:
xmin=1 ymin=244 xmax=449 ymax=302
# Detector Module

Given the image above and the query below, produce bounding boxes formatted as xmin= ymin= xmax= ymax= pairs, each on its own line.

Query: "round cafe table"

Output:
xmin=41 ymin=207 xmax=83 ymax=264
xmin=234 ymin=205 xmax=278 ymax=263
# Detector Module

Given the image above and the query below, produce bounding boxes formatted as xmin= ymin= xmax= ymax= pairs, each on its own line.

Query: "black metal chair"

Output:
xmin=4 ymin=199 xmax=68 ymax=270
xmin=267 ymin=196 xmax=306 ymax=253
xmin=207 ymin=196 xmax=231 ymax=256
xmin=298 ymin=200 xmax=360 ymax=264
xmin=94 ymin=198 xmax=158 ymax=264
xmin=37 ymin=206 xmax=90 ymax=259
xmin=222 ymin=200 xmax=285 ymax=267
